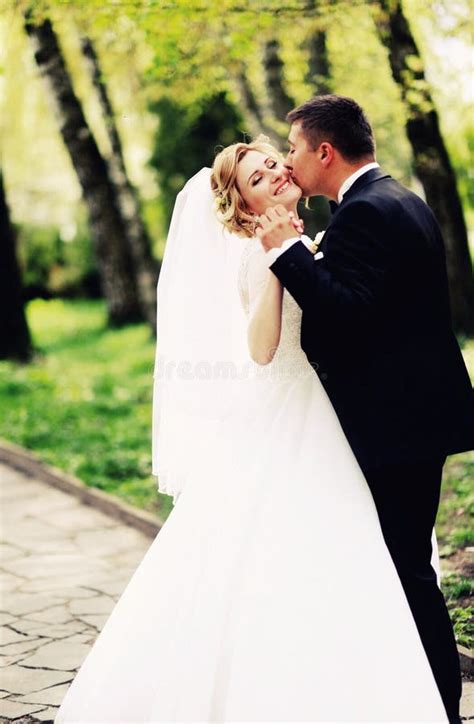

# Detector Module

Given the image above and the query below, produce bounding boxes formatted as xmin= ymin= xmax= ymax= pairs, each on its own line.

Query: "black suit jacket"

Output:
xmin=270 ymin=167 xmax=474 ymax=471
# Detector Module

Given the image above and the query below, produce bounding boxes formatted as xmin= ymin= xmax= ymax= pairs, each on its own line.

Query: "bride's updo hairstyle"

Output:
xmin=211 ymin=135 xmax=282 ymax=238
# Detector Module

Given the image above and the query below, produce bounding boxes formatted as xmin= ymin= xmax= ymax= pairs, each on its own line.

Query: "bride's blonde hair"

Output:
xmin=210 ymin=135 xmax=283 ymax=238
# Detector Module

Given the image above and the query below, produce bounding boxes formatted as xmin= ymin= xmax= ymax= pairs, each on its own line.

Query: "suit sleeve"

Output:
xmin=269 ymin=200 xmax=393 ymax=328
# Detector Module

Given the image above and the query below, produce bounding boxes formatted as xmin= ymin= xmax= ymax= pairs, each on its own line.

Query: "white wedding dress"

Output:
xmin=55 ymin=237 xmax=447 ymax=723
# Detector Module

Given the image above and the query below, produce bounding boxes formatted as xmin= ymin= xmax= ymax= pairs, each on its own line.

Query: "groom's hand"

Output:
xmin=256 ymin=205 xmax=302 ymax=251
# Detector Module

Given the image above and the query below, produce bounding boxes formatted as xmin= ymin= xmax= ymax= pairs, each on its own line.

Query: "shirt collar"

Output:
xmin=337 ymin=162 xmax=380 ymax=203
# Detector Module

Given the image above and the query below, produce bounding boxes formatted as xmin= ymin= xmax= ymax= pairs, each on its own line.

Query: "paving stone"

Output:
xmin=0 ymin=698 xmax=45 ymax=718
xmin=31 ymin=705 xmax=59 ymax=721
xmin=0 ymin=594 xmax=67 ymax=617
xmin=0 ymin=654 xmax=30 ymax=667
xmin=1 ymin=519 xmax=67 ymax=545
xmin=25 ymin=606 xmax=75 ymax=625
xmin=2 ymin=621 xmax=51 ymax=635
xmin=0 ymin=476 xmax=45 ymax=500
xmin=88 ymin=578 xmax=136 ymax=597
xmin=1 ymin=553 xmax=98 ymax=581
xmin=46 ymin=505 xmax=119 ymax=531
xmin=69 ymin=595 xmax=115 ymax=616
xmin=20 ymin=640 xmax=91 ymax=671
xmin=17 ymin=582 xmax=98 ymax=598
xmin=0 ymin=614 xmax=18 ymax=627
xmin=461 ymin=680 xmax=474 ymax=718
xmin=13 ymin=682 xmax=72 ymax=707
xmin=74 ymin=613 xmax=110 ymax=629
xmin=1 ymin=492 xmax=75 ymax=521
xmin=0 ymin=571 xmax=24 ymax=593
xmin=30 ymin=540 xmax=82 ymax=556
xmin=0 ymin=638 xmax=48 ymax=656
xmin=42 ymin=570 xmax=124 ymax=590
xmin=74 ymin=526 xmax=148 ymax=556
xmin=0 ymin=665 xmax=72 ymax=695
xmin=63 ymin=633 xmax=96 ymax=644
xmin=0 ymin=627 xmax=32 ymax=646
xmin=0 ymin=543 xmax=27 ymax=562
xmin=0 ymin=465 xmax=151 ymax=714
xmin=0 ymin=464 xmax=23 ymax=484
xmin=15 ymin=623 xmax=83 ymax=640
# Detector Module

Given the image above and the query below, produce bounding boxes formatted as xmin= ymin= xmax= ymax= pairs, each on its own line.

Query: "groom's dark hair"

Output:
xmin=287 ymin=94 xmax=375 ymax=161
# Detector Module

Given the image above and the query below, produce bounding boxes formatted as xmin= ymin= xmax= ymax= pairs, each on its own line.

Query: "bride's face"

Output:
xmin=235 ymin=150 xmax=302 ymax=216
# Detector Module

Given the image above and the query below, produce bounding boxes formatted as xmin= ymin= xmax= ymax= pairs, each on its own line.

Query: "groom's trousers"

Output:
xmin=364 ymin=457 xmax=461 ymax=722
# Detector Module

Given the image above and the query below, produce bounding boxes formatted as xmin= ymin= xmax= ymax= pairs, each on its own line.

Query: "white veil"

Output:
xmin=152 ymin=167 xmax=250 ymax=504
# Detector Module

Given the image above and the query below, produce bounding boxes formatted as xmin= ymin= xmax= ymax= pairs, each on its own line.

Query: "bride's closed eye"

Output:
xmin=252 ymin=159 xmax=277 ymax=186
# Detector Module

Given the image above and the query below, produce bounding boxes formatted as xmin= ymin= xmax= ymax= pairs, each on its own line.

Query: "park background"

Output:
xmin=0 ymin=0 xmax=472 ymax=648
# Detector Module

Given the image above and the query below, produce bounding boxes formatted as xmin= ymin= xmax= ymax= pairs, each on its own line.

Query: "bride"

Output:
xmin=55 ymin=137 xmax=447 ymax=722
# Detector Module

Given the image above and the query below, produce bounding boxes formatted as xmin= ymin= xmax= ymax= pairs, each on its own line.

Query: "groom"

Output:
xmin=256 ymin=94 xmax=474 ymax=722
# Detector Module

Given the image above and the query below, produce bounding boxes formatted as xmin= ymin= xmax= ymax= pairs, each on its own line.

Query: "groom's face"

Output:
xmin=286 ymin=122 xmax=324 ymax=197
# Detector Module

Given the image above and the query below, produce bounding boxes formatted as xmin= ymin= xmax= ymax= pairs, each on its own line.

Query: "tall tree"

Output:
xmin=263 ymin=39 xmax=294 ymax=124
xmin=233 ymin=66 xmax=282 ymax=147
xmin=375 ymin=0 xmax=474 ymax=334
xmin=305 ymin=28 xmax=331 ymax=95
xmin=0 ymin=171 xmax=33 ymax=362
xmin=24 ymin=13 xmax=142 ymax=327
xmin=81 ymin=36 xmax=158 ymax=329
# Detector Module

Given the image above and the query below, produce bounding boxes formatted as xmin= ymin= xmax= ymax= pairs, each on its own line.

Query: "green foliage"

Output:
xmin=17 ymin=224 xmax=60 ymax=292
xmin=441 ymin=574 xmax=474 ymax=648
xmin=149 ymin=91 xmax=247 ymax=227
xmin=446 ymin=605 xmax=474 ymax=649
xmin=437 ymin=453 xmax=474 ymax=555
xmin=3 ymin=0 xmax=472 ymax=256
xmin=16 ymin=217 xmax=99 ymax=299
xmin=442 ymin=574 xmax=473 ymax=601
xmin=448 ymin=124 xmax=474 ymax=218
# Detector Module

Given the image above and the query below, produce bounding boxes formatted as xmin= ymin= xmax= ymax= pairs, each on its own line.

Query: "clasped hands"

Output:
xmin=255 ymin=205 xmax=304 ymax=252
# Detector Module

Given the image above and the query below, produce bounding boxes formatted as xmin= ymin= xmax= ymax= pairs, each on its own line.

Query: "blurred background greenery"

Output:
xmin=0 ymin=0 xmax=472 ymax=646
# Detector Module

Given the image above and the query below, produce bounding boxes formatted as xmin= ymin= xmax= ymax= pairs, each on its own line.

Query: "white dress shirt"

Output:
xmin=265 ymin=161 xmax=380 ymax=267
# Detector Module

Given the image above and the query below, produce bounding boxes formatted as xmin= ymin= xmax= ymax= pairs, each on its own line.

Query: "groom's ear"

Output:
xmin=319 ymin=142 xmax=334 ymax=168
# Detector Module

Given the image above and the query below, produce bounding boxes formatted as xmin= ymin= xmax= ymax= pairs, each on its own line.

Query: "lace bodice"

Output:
xmin=237 ymin=238 xmax=311 ymax=379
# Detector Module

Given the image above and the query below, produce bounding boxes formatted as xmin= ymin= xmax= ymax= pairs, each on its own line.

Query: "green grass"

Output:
xmin=0 ymin=299 xmax=174 ymax=519
xmin=1 ymin=298 xmax=472 ymax=644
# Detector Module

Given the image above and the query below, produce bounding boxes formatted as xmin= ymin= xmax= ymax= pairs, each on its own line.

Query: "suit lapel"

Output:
xmin=324 ymin=167 xmax=391 ymax=221
xmin=317 ymin=168 xmax=391 ymax=255
xmin=335 ymin=167 xmax=391 ymax=211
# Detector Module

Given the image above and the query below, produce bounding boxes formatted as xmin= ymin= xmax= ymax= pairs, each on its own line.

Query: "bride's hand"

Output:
xmin=256 ymin=205 xmax=303 ymax=251
xmin=288 ymin=211 xmax=304 ymax=235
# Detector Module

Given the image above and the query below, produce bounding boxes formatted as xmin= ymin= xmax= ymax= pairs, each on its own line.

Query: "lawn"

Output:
xmin=0 ymin=298 xmax=472 ymax=645
xmin=0 ymin=299 xmax=174 ymax=520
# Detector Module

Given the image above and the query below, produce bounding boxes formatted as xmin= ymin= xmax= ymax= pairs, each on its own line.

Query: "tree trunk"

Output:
xmin=81 ymin=37 xmax=158 ymax=330
xmin=263 ymin=39 xmax=294 ymax=123
xmin=305 ymin=29 xmax=331 ymax=94
xmin=0 ymin=172 xmax=33 ymax=362
xmin=375 ymin=0 xmax=474 ymax=334
xmin=24 ymin=14 xmax=142 ymax=327
xmin=233 ymin=68 xmax=282 ymax=147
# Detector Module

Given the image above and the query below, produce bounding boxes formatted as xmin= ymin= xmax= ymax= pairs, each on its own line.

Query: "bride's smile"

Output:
xmin=235 ymin=149 xmax=302 ymax=216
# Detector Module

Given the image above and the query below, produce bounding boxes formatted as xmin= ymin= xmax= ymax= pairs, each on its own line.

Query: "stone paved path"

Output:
xmin=0 ymin=461 xmax=472 ymax=722
xmin=0 ymin=463 xmax=151 ymax=722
